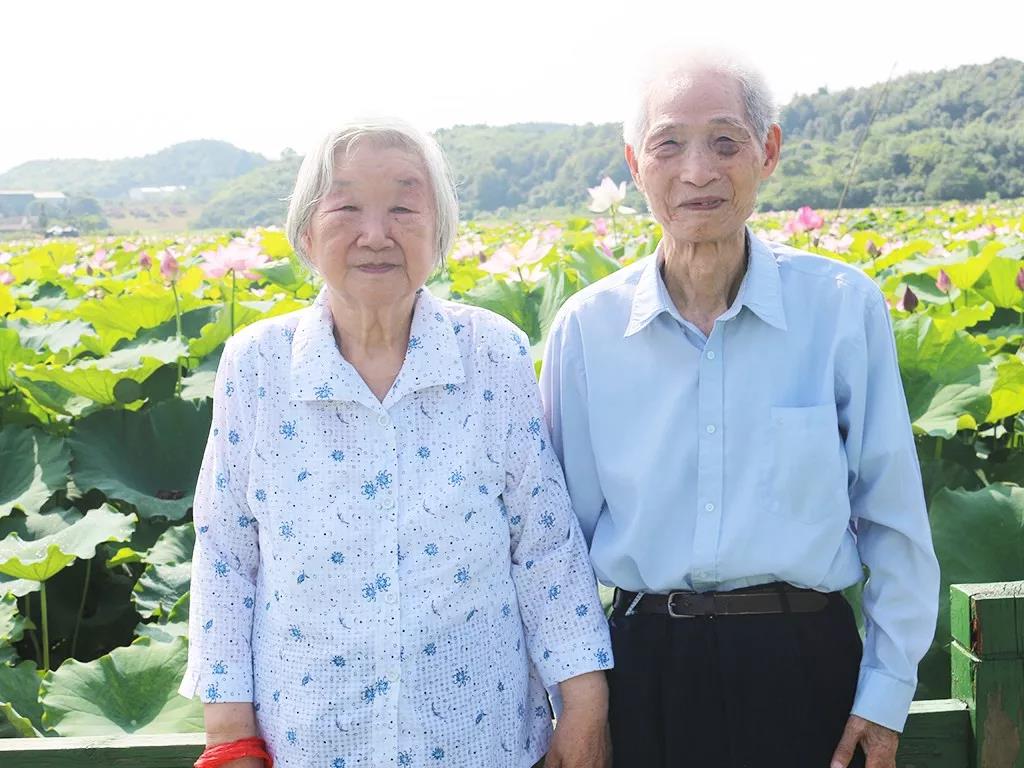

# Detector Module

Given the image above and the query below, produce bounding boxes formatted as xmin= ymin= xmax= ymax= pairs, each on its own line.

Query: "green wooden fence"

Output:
xmin=1 ymin=582 xmax=1021 ymax=767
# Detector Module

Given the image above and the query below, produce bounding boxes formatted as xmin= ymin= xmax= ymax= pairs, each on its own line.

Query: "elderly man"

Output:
xmin=541 ymin=53 xmax=940 ymax=768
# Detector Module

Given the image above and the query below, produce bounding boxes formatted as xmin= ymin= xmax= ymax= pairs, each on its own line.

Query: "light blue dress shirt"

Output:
xmin=540 ymin=230 xmax=940 ymax=732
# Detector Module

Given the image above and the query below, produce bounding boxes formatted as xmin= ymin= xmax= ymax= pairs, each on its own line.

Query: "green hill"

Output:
xmin=4 ymin=58 xmax=1022 ymax=230
xmin=0 ymin=140 xmax=268 ymax=200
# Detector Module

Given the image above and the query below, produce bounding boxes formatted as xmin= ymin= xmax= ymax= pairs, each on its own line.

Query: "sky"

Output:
xmin=1 ymin=0 xmax=1021 ymax=174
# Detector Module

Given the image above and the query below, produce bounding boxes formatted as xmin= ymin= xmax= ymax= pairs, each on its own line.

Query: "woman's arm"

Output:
xmin=545 ymin=671 xmax=611 ymax=768
xmin=203 ymin=702 xmax=264 ymax=768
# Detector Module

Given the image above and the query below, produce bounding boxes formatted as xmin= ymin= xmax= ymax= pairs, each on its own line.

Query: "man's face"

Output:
xmin=627 ymin=70 xmax=781 ymax=246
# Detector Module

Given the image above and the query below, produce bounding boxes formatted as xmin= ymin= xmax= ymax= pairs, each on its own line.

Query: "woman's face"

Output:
xmin=303 ymin=144 xmax=437 ymax=308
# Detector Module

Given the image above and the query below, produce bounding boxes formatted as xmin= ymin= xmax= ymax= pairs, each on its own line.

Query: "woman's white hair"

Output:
xmin=623 ymin=49 xmax=779 ymax=151
xmin=286 ymin=117 xmax=459 ymax=271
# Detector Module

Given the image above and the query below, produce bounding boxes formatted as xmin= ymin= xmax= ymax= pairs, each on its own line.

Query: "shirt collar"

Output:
xmin=624 ymin=227 xmax=787 ymax=337
xmin=289 ymin=286 xmax=466 ymax=407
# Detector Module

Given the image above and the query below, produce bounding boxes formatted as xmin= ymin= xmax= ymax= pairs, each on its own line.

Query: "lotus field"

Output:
xmin=1 ymin=192 xmax=1023 ymax=738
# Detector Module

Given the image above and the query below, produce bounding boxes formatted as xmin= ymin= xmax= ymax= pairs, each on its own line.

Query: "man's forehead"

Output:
xmin=645 ymin=70 xmax=748 ymax=127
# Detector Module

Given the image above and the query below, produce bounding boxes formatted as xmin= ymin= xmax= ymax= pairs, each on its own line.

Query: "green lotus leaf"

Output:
xmin=0 ymin=328 xmax=39 ymax=390
xmin=974 ymin=256 xmax=1024 ymax=310
xmin=0 ymin=660 xmax=47 ymax=737
xmin=0 ymin=504 xmax=136 ymax=582
xmin=0 ymin=284 xmax=13 ymax=316
xmin=988 ymin=356 xmax=1024 ymax=423
xmin=917 ymin=483 xmax=1024 ymax=698
xmin=133 ymin=561 xmax=191 ymax=619
xmin=144 ymin=523 xmax=195 ymax=566
xmin=6 ymin=318 xmax=95 ymax=354
xmin=8 ymin=375 xmax=96 ymax=417
xmin=0 ymin=593 xmax=30 ymax=665
xmin=73 ymin=287 xmax=201 ymax=341
xmin=894 ymin=315 xmax=996 ymax=438
xmin=39 ymin=635 xmax=203 ymax=735
xmin=0 ymin=426 xmax=70 ymax=519
xmin=180 ymin=349 xmax=222 ymax=401
xmin=928 ymin=301 xmax=994 ymax=335
xmin=68 ymin=399 xmax=211 ymax=520
xmin=13 ymin=338 xmax=187 ymax=405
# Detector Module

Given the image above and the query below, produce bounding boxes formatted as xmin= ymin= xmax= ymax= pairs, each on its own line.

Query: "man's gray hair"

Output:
xmin=623 ymin=50 xmax=779 ymax=151
xmin=286 ymin=117 xmax=459 ymax=271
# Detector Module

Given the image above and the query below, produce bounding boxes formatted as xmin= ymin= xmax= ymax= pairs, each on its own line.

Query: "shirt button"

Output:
xmin=704 ymin=503 xmax=715 ymax=513
xmin=377 ymin=413 xmax=389 ymax=427
xmin=706 ymin=351 xmax=716 ymax=360
xmin=382 ymin=497 xmax=396 ymax=510
xmin=385 ymin=593 xmax=397 ymax=605
xmin=705 ymin=424 xmax=716 ymax=434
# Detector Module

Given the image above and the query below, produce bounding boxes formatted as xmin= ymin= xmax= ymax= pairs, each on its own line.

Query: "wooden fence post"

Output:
xmin=950 ymin=581 xmax=1024 ymax=768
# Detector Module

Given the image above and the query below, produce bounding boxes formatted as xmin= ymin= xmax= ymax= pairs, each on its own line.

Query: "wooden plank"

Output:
xmin=951 ymin=582 xmax=1024 ymax=660
xmin=951 ymin=641 xmax=1024 ymax=768
xmin=0 ymin=732 xmax=204 ymax=767
xmin=897 ymin=699 xmax=970 ymax=768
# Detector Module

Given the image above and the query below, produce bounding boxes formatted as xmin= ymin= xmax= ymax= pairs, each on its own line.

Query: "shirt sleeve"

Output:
xmin=839 ymin=290 xmax=941 ymax=732
xmin=179 ymin=336 xmax=260 ymax=703
xmin=500 ymin=329 xmax=613 ymax=689
xmin=539 ymin=307 xmax=606 ymax=545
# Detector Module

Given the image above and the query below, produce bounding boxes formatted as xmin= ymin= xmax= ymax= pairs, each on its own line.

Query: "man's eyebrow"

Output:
xmin=709 ymin=117 xmax=750 ymax=132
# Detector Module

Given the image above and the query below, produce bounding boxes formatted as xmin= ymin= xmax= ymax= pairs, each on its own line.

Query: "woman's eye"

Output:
xmin=391 ymin=206 xmax=414 ymax=214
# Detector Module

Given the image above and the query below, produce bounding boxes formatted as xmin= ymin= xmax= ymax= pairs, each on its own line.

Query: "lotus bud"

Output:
xmin=1016 ymin=267 xmax=1024 ymax=292
xmin=898 ymin=286 xmax=918 ymax=312
xmin=936 ymin=270 xmax=951 ymax=294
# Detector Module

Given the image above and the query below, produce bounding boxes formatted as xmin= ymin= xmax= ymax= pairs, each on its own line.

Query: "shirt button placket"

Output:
xmin=375 ymin=408 xmax=401 ymax=768
xmin=693 ymin=336 xmax=724 ymax=588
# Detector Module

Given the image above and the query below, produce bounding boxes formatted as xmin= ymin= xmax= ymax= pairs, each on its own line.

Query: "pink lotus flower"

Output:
xmin=936 ymin=270 xmax=951 ymax=294
xmin=201 ymin=239 xmax=269 ymax=279
xmin=88 ymin=248 xmax=115 ymax=271
xmin=897 ymin=286 xmax=919 ymax=312
xmin=121 ymin=241 xmax=139 ymax=253
xmin=0 ymin=270 xmax=14 ymax=285
xmin=783 ymin=206 xmax=824 ymax=235
xmin=1016 ymin=267 xmax=1024 ymax=293
xmin=0 ymin=252 xmax=12 ymax=265
xmin=58 ymin=264 xmax=76 ymax=277
xmin=451 ymin=237 xmax=484 ymax=262
xmin=540 ymin=225 xmax=563 ymax=244
xmin=139 ymin=252 xmax=153 ymax=270
xmin=160 ymin=249 xmax=180 ymax=281
xmin=479 ymin=237 xmax=551 ymax=281
xmin=597 ymin=240 xmax=614 ymax=260
xmin=817 ymin=233 xmax=854 ymax=254
xmin=593 ymin=218 xmax=608 ymax=236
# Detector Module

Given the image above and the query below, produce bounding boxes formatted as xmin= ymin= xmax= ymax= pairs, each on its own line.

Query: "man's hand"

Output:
xmin=831 ymin=714 xmax=899 ymax=768
xmin=545 ymin=671 xmax=610 ymax=768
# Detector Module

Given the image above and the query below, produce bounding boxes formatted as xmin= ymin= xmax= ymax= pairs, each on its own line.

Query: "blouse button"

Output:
xmin=382 ymin=497 xmax=396 ymax=510
xmin=377 ymin=413 xmax=390 ymax=427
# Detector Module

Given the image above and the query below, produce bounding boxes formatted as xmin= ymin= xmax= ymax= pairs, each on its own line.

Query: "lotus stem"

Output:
xmin=172 ymin=281 xmax=183 ymax=397
xmin=229 ymin=269 xmax=236 ymax=336
xmin=71 ymin=558 xmax=92 ymax=660
xmin=23 ymin=593 xmax=42 ymax=664
xmin=40 ymin=581 xmax=50 ymax=671
xmin=934 ymin=437 xmax=943 ymax=461
xmin=610 ymin=207 xmax=619 ymax=254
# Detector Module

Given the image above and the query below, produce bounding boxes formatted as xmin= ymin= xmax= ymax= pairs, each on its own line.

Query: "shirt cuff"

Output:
xmin=850 ymin=666 xmax=917 ymax=732
xmin=178 ymin=664 xmax=254 ymax=703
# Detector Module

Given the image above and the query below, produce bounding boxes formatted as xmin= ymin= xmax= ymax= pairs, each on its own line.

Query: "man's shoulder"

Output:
xmin=766 ymin=240 xmax=881 ymax=304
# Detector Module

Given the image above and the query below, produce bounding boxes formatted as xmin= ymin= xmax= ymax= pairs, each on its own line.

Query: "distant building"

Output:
xmin=128 ymin=185 xmax=187 ymax=201
xmin=0 ymin=190 xmax=67 ymax=230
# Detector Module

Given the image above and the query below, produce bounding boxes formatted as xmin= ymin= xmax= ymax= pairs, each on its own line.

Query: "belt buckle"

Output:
xmin=666 ymin=591 xmax=697 ymax=618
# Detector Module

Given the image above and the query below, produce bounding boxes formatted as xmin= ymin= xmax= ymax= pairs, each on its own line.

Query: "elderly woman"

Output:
xmin=541 ymin=53 xmax=939 ymax=768
xmin=179 ymin=118 xmax=612 ymax=768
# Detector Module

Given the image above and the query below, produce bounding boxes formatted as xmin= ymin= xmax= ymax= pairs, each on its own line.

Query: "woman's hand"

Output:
xmin=544 ymin=671 xmax=611 ymax=768
xmin=203 ymin=702 xmax=266 ymax=768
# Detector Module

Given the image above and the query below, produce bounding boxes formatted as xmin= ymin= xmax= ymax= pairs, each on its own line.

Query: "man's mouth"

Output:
xmin=678 ymin=197 xmax=725 ymax=210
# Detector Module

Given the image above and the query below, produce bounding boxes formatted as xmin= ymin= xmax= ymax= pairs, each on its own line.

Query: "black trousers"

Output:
xmin=607 ymin=590 xmax=866 ymax=768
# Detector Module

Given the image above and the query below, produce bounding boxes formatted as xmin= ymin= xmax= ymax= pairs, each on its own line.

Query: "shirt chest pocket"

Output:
xmin=765 ymin=404 xmax=849 ymax=525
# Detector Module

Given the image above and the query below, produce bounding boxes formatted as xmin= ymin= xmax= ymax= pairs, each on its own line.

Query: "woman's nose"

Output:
xmin=356 ymin=212 xmax=394 ymax=250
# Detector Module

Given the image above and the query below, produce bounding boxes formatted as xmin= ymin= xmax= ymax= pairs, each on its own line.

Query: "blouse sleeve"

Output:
xmin=179 ymin=336 xmax=261 ymax=703
xmin=499 ymin=330 xmax=613 ymax=689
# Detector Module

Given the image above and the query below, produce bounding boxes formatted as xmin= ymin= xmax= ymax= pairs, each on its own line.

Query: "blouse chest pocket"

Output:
xmin=765 ymin=404 xmax=849 ymax=525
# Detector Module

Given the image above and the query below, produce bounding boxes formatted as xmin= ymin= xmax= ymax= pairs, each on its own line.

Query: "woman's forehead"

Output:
xmin=332 ymin=142 xmax=427 ymax=182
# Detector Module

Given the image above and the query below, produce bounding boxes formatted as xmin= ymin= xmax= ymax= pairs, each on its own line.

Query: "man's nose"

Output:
xmin=677 ymin=146 xmax=720 ymax=187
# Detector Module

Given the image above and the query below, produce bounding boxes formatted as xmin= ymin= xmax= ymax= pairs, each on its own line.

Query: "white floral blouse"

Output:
xmin=179 ymin=285 xmax=612 ymax=768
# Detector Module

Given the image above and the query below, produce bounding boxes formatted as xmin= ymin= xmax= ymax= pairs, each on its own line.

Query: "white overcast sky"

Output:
xmin=1 ymin=0 xmax=1021 ymax=174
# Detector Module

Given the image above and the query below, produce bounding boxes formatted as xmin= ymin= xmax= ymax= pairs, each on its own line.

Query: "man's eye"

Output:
xmin=716 ymin=138 xmax=739 ymax=153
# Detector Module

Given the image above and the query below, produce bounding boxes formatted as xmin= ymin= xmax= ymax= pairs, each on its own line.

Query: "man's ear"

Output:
xmin=761 ymin=124 xmax=782 ymax=178
xmin=625 ymin=144 xmax=643 ymax=192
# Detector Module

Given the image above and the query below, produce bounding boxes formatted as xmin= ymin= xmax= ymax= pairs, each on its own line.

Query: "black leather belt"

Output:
xmin=613 ymin=582 xmax=832 ymax=618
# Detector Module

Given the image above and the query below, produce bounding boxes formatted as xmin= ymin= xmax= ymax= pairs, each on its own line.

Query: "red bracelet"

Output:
xmin=195 ymin=736 xmax=273 ymax=767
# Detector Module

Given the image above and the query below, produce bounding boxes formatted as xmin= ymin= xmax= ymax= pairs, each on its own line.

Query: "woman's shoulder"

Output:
xmin=433 ymin=295 xmax=530 ymax=359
